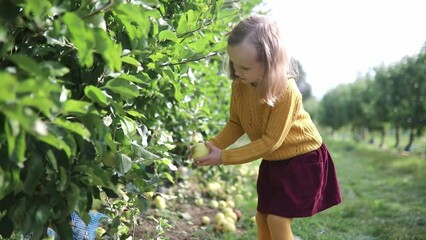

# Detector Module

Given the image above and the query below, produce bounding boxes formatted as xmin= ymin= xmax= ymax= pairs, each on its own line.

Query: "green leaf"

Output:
xmin=67 ymin=183 xmax=81 ymax=210
xmin=121 ymin=56 xmax=141 ymax=67
xmin=217 ymin=8 xmax=238 ymax=19
xmin=93 ymin=29 xmax=122 ymax=71
xmin=62 ymin=100 xmax=91 ymax=116
xmin=23 ymin=153 xmax=44 ymax=194
xmin=5 ymin=119 xmax=18 ymax=160
xmin=84 ymin=85 xmax=109 ymax=107
xmin=53 ymin=118 xmax=91 ymax=141
xmin=114 ymin=4 xmax=151 ymax=39
xmin=117 ymin=153 xmax=132 ymax=175
xmin=40 ymin=61 xmax=70 ymax=77
xmin=160 ymin=172 xmax=174 ymax=184
xmin=127 ymin=110 xmax=146 ymax=119
xmin=104 ymin=78 xmax=139 ymax=99
xmin=75 ymin=163 xmax=114 ymax=188
xmin=0 ymin=72 xmax=17 ymax=101
xmin=13 ymin=129 xmax=26 ymax=167
xmin=176 ymin=10 xmax=200 ymax=36
xmin=141 ymin=0 xmax=160 ymax=5
xmin=211 ymin=39 xmax=227 ymax=52
xmin=191 ymin=37 xmax=209 ymax=53
xmin=171 ymin=81 xmax=183 ymax=101
xmin=116 ymin=74 xmax=147 ymax=84
xmin=176 ymin=12 xmax=188 ymax=35
xmin=24 ymin=0 xmax=50 ymax=21
xmin=35 ymin=204 xmax=51 ymax=226
xmin=131 ymin=143 xmax=160 ymax=160
xmin=8 ymin=54 xmax=43 ymax=77
xmin=159 ymin=30 xmax=178 ymax=42
xmin=63 ymin=12 xmax=95 ymax=67
xmin=19 ymin=96 xmax=56 ymax=117
xmin=58 ymin=166 xmax=68 ymax=191
xmin=120 ymin=116 xmax=137 ymax=138
xmin=37 ymin=133 xmax=72 ymax=157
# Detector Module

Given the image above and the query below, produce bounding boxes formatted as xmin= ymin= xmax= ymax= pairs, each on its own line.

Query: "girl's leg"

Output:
xmin=266 ymin=214 xmax=293 ymax=240
xmin=256 ymin=211 xmax=271 ymax=240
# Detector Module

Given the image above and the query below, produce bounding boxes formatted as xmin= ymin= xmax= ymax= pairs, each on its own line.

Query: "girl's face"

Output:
xmin=227 ymin=40 xmax=265 ymax=85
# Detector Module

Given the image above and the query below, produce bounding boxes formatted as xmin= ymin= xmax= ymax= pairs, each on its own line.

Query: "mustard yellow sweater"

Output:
xmin=209 ymin=78 xmax=322 ymax=165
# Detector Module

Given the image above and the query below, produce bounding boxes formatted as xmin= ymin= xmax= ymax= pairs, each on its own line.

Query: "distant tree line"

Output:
xmin=318 ymin=43 xmax=426 ymax=151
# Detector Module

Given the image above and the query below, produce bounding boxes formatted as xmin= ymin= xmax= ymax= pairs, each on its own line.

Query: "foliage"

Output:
xmin=318 ymin=44 xmax=426 ymax=150
xmin=0 ymin=0 xmax=261 ymax=239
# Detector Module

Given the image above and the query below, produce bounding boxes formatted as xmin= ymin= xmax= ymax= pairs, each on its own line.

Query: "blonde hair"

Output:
xmin=227 ymin=15 xmax=292 ymax=106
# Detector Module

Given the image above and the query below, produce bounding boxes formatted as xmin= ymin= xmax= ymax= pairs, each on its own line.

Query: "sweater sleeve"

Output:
xmin=209 ymin=81 xmax=245 ymax=149
xmin=221 ymin=83 xmax=301 ymax=165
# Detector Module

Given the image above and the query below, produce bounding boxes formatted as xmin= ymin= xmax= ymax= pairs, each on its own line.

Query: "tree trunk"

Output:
xmin=404 ymin=128 xmax=415 ymax=152
xmin=394 ymin=125 xmax=400 ymax=148
xmin=368 ymin=129 xmax=375 ymax=144
xmin=379 ymin=126 xmax=386 ymax=148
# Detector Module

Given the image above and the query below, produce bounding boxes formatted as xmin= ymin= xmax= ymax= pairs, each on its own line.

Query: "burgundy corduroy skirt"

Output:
xmin=257 ymin=143 xmax=342 ymax=218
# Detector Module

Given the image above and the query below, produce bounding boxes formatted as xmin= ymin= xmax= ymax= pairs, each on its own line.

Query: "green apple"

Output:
xmin=209 ymin=200 xmax=219 ymax=209
xmin=201 ymin=216 xmax=210 ymax=225
xmin=223 ymin=220 xmax=236 ymax=232
xmin=194 ymin=197 xmax=204 ymax=206
xmin=224 ymin=210 xmax=238 ymax=223
xmin=218 ymin=200 xmax=227 ymax=209
xmin=154 ymin=195 xmax=166 ymax=210
xmin=226 ymin=200 xmax=235 ymax=208
xmin=191 ymin=132 xmax=204 ymax=144
xmin=192 ymin=142 xmax=210 ymax=158
xmin=95 ymin=227 xmax=106 ymax=240
xmin=214 ymin=212 xmax=225 ymax=223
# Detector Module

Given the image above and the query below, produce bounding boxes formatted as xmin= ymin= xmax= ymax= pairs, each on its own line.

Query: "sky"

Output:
xmin=261 ymin=0 xmax=426 ymax=98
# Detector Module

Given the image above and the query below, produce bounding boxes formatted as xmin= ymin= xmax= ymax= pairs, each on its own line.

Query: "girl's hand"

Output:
xmin=193 ymin=141 xmax=222 ymax=166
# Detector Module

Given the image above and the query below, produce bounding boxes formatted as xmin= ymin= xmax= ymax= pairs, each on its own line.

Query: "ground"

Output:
xmin=134 ymin=203 xmax=218 ymax=240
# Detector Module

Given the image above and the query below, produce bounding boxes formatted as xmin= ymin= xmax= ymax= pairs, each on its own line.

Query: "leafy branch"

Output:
xmin=160 ymin=52 xmax=218 ymax=67
xmin=82 ymin=0 xmax=115 ymax=19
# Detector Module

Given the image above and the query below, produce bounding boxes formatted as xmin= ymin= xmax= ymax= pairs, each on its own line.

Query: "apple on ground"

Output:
xmin=223 ymin=220 xmax=236 ymax=232
xmin=195 ymin=197 xmax=204 ymax=206
xmin=209 ymin=200 xmax=219 ymax=209
xmin=153 ymin=195 xmax=166 ymax=210
xmin=201 ymin=216 xmax=210 ymax=225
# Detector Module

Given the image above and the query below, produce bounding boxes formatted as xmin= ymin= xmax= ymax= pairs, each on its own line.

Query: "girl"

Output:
xmin=193 ymin=15 xmax=342 ymax=240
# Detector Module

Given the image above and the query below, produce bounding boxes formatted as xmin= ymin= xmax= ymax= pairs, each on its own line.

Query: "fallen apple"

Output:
xmin=192 ymin=142 xmax=210 ymax=158
xmin=195 ymin=197 xmax=204 ymax=206
xmin=201 ymin=216 xmax=210 ymax=225
xmin=209 ymin=200 xmax=219 ymax=209
xmin=223 ymin=220 xmax=236 ymax=232
xmin=153 ymin=195 xmax=166 ymax=210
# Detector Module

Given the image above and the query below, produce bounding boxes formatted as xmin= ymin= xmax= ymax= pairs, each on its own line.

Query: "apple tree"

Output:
xmin=0 ymin=0 xmax=261 ymax=239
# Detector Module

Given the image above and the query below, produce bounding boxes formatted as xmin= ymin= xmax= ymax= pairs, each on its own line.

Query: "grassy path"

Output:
xmin=292 ymin=138 xmax=426 ymax=240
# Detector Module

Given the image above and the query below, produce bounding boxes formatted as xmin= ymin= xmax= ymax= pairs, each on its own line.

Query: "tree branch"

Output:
xmin=160 ymin=52 xmax=219 ymax=67
xmin=82 ymin=0 xmax=115 ymax=19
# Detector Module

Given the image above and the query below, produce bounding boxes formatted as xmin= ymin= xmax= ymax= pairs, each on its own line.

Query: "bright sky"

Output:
xmin=262 ymin=0 xmax=426 ymax=98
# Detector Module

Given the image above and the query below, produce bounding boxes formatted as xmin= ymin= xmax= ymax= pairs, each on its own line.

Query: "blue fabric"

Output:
xmin=71 ymin=211 xmax=108 ymax=240
xmin=47 ymin=211 xmax=108 ymax=240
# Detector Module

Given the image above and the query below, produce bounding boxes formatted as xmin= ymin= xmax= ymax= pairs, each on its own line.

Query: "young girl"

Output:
xmin=193 ymin=15 xmax=342 ymax=240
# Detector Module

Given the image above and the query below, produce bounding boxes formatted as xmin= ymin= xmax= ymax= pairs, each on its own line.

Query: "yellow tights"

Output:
xmin=256 ymin=211 xmax=294 ymax=240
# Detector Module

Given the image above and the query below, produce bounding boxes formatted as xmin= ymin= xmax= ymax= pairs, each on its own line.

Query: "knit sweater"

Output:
xmin=209 ymin=78 xmax=322 ymax=165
